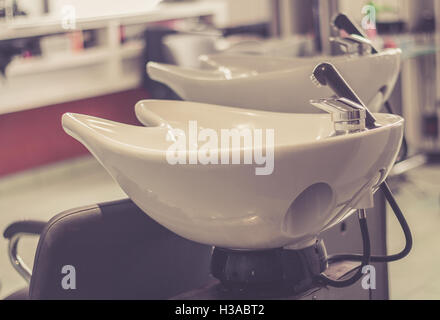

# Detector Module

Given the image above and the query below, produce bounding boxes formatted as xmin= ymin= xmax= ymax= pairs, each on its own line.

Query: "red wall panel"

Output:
xmin=0 ymin=88 xmax=150 ymax=177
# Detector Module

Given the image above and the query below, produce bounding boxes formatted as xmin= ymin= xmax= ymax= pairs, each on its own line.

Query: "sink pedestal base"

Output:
xmin=209 ymin=240 xmax=328 ymax=298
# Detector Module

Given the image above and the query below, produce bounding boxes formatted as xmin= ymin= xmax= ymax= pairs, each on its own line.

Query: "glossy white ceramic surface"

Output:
xmin=162 ymin=34 xmax=219 ymax=68
xmin=62 ymin=100 xmax=404 ymax=249
xmin=222 ymin=35 xmax=315 ymax=57
xmin=147 ymin=49 xmax=401 ymax=113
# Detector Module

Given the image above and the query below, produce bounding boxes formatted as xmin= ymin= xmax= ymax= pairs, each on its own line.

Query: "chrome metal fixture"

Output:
xmin=310 ymin=97 xmax=366 ymax=135
xmin=330 ymin=34 xmax=374 ymax=56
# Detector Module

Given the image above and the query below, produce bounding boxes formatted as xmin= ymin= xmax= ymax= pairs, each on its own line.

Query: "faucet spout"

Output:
xmin=311 ymin=97 xmax=367 ymax=135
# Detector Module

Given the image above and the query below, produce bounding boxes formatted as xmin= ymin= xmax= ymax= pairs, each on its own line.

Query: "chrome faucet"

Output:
xmin=310 ymin=62 xmax=379 ymax=134
xmin=311 ymin=97 xmax=366 ymax=135
xmin=332 ymin=13 xmax=379 ymax=54
xmin=330 ymin=34 xmax=374 ymax=56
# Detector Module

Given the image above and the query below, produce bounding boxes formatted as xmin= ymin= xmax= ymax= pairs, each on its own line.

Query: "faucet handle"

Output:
xmin=310 ymin=97 xmax=367 ymax=135
xmin=330 ymin=34 xmax=373 ymax=56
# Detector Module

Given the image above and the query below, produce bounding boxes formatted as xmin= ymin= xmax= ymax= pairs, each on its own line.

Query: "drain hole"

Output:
xmin=282 ymin=183 xmax=334 ymax=237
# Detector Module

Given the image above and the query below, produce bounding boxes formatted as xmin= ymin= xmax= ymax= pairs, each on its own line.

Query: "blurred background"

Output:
xmin=0 ymin=0 xmax=439 ymax=299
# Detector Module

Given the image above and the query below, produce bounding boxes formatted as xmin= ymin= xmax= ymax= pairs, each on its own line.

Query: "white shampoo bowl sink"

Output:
xmin=62 ymin=100 xmax=403 ymax=250
xmin=147 ymin=49 xmax=401 ymax=113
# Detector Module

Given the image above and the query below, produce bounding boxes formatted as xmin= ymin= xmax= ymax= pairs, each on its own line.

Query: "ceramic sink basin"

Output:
xmin=62 ymin=100 xmax=404 ymax=250
xmin=147 ymin=49 xmax=401 ymax=113
xmin=161 ymin=34 xmax=315 ymax=68
xmin=219 ymin=35 xmax=316 ymax=57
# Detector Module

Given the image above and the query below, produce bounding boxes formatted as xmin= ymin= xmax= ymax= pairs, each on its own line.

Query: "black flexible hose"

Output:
xmin=327 ymin=182 xmax=413 ymax=264
xmin=384 ymin=101 xmax=408 ymax=162
xmin=317 ymin=213 xmax=370 ymax=288
xmin=318 ymin=103 xmax=414 ymax=288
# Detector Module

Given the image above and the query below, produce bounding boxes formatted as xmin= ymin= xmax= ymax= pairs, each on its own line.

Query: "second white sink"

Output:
xmin=147 ymin=49 xmax=401 ymax=113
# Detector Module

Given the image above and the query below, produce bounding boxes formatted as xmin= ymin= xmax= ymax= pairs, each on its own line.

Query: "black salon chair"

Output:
xmin=3 ymin=199 xmax=213 ymax=300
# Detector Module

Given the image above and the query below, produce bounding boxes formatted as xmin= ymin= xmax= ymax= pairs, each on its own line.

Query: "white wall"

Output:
xmin=15 ymin=0 xmax=45 ymax=17
xmin=16 ymin=0 xmax=163 ymax=18
xmin=48 ymin=0 xmax=162 ymax=19
xmin=339 ymin=0 xmax=435 ymax=29
xmin=17 ymin=0 xmax=271 ymax=28
xmin=338 ymin=0 xmax=365 ymax=23
xmin=203 ymin=0 xmax=271 ymax=28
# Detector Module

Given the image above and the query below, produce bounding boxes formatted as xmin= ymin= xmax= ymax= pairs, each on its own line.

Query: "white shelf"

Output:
xmin=6 ymin=48 xmax=111 ymax=77
xmin=0 ymin=1 xmax=224 ymax=41
xmin=0 ymin=70 xmax=142 ymax=115
xmin=0 ymin=1 xmax=223 ymax=115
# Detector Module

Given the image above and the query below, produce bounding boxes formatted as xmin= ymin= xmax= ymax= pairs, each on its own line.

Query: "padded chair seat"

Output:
xmin=4 ymin=287 xmax=29 ymax=300
xmin=5 ymin=199 xmax=213 ymax=300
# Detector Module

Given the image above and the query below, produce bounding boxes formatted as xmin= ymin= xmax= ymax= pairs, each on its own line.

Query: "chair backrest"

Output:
xmin=29 ymin=199 xmax=213 ymax=299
